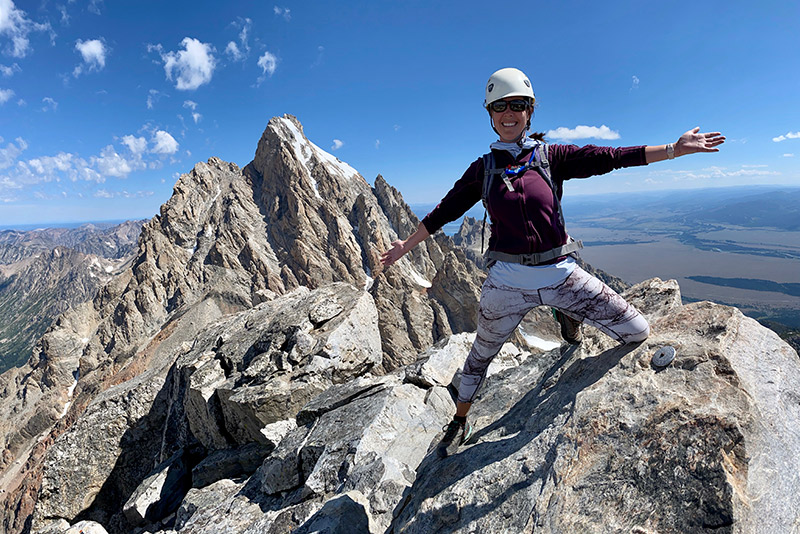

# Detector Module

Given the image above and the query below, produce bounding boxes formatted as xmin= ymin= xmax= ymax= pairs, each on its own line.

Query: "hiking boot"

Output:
xmin=553 ymin=309 xmax=583 ymax=344
xmin=437 ymin=419 xmax=473 ymax=458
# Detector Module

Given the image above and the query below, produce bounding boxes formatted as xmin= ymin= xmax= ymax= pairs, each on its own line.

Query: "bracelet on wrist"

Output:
xmin=666 ymin=143 xmax=675 ymax=160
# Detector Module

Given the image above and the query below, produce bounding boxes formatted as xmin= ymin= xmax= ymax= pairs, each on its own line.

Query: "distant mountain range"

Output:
xmin=0 ymin=221 xmax=144 ymax=261
xmin=0 ymin=221 xmax=144 ymax=372
xmin=564 ymin=186 xmax=800 ymax=231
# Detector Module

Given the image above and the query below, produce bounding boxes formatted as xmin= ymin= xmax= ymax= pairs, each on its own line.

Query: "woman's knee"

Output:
xmin=624 ymin=319 xmax=650 ymax=343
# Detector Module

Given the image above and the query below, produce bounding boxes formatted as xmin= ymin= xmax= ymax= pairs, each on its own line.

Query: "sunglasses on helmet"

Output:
xmin=489 ymin=99 xmax=530 ymax=113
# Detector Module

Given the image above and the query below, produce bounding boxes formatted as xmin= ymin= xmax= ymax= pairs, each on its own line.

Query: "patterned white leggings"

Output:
xmin=458 ymin=266 xmax=650 ymax=404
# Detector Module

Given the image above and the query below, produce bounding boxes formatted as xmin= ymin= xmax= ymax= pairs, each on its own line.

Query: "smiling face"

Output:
xmin=490 ymin=97 xmax=532 ymax=143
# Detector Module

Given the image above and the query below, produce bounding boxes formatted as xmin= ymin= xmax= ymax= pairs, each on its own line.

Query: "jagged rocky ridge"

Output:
xmin=1 ymin=115 xmax=799 ymax=534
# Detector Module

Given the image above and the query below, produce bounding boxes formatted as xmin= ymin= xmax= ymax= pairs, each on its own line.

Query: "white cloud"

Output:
xmin=57 ymin=5 xmax=69 ymax=25
xmin=1 ymin=174 xmax=22 ymax=192
xmin=726 ymin=168 xmax=780 ymax=177
xmin=274 ymin=6 xmax=291 ymax=21
xmin=94 ymin=188 xmax=114 ymax=198
xmin=237 ymin=18 xmax=251 ymax=44
xmin=41 ymin=96 xmax=57 ymax=111
xmin=91 ymin=145 xmax=133 ymax=178
xmin=151 ymin=130 xmax=178 ymax=155
xmin=121 ymin=135 xmax=147 ymax=155
xmin=331 ymin=139 xmax=343 ymax=150
xmin=146 ymin=88 xmax=165 ymax=109
xmin=22 ymin=152 xmax=91 ymax=182
xmin=73 ymin=38 xmax=106 ymax=76
xmin=257 ymin=51 xmax=277 ymax=81
xmin=0 ymin=136 xmax=27 ymax=169
xmin=88 ymin=0 xmax=104 ymax=15
xmin=783 ymin=153 xmax=795 ymax=158
xmin=664 ymin=165 xmax=780 ymax=183
xmin=93 ymin=189 xmax=154 ymax=199
xmin=0 ymin=128 xmax=186 ymax=195
xmin=772 ymin=131 xmax=800 ymax=143
xmin=0 ymin=87 xmax=13 ymax=104
xmin=0 ymin=62 xmax=20 ymax=76
xmin=183 ymin=100 xmax=202 ymax=123
xmin=160 ymin=37 xmax=216 ymax=90
xmin=0 ymin=0 xmax=52 ymax=58
xmin=310 ymin=45 xmax=324 ymax=68
xmin=546 ymin=125 xmax=621 ymax=141
xmin=630 ymin=75 xmax=640 ymax=91
xmin=225 ymin=41 xmax=242 ymax=61
xmin=226 ymin=18 xmax=251 ymax=61
xmin=375 ymin=139 xmax=381 ymax=149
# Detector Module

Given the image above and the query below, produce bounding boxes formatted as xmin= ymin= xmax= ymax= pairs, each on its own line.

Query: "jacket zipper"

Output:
xmin=517 ymin=172 xmax=538 ymax=252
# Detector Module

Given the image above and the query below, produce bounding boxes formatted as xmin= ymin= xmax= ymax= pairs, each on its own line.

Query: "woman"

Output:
xmin=380 ymin=67 xmax=725 ymax=458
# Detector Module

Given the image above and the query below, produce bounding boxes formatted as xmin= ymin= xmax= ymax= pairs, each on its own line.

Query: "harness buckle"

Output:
xmin=504 ymin=164 xmax=524 ymax=176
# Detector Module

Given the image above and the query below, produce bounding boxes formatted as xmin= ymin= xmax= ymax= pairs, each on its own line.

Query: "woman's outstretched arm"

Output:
xmin=380 ymin=223 xmax=431 ymax=267
xmin=645 ymin=127 xmax=725 ymax=164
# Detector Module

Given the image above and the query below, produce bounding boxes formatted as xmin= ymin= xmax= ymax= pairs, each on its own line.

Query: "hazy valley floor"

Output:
xmin=571 ymin=224 xmax=800 ymax=327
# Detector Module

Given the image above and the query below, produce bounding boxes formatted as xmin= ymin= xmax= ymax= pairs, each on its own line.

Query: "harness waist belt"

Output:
xmin=486 ymin=240 xmax=584 ymax=266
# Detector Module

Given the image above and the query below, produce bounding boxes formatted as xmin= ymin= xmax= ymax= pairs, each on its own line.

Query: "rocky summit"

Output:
xmin=0 ymin=116 xmax=799 ymax=534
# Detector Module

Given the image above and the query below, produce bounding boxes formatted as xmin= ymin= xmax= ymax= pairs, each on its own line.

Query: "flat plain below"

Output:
xmin=570 ymin=224 xmax=800 ymax=325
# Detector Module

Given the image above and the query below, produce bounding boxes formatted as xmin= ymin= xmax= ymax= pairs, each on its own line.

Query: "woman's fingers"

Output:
xmin=679 ymin=128 xmax=725 ymax=154
xmin=380 ymin=240 xmax=405 ymax=266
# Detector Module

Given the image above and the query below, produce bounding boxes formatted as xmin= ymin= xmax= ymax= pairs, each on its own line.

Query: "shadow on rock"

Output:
xmin=389 ymin=342 xmax=641 ymax=533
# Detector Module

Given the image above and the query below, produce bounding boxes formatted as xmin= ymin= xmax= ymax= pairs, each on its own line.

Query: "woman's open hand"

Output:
xmin=380 ymin=239 xmax=407 ymax=267
xmin=675 ymin=127 xmax=726 ymax=157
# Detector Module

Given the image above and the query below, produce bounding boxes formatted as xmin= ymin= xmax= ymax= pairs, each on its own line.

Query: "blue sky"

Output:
xmin=1 ymin=0 xmax=799 ymax=227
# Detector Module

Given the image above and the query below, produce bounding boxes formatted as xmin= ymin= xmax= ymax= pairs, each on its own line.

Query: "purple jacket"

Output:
xmin=421 ymin=144 xmax=647 ymax=255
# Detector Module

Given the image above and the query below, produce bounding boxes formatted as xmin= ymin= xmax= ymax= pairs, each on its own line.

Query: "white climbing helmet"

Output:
xmin=484 ymin=67 xmax=535 ymax=108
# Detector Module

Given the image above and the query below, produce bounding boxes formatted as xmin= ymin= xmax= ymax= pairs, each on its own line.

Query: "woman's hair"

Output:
xmin=526 ymin=100 xmax=544 ymax=141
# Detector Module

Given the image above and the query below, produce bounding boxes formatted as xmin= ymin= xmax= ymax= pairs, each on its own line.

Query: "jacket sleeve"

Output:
xmin=420 ymin=157 xmax=483 ymax=235
xmin=549 ymin=144 xmax=647 ymax=181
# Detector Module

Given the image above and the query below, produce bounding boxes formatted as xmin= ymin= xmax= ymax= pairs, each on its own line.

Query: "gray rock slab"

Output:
xmin=404 ymin=332 xmax=530 ymax=390
xmin=64 ymin=521 xmax=109 ymax=534
xmin=123 ymin=451 xmax=189 ymax=526
xmin=191 ymin=442 xmax=273 ymax=489
xmin=293 ymin=491 xmax=376 ymax=534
